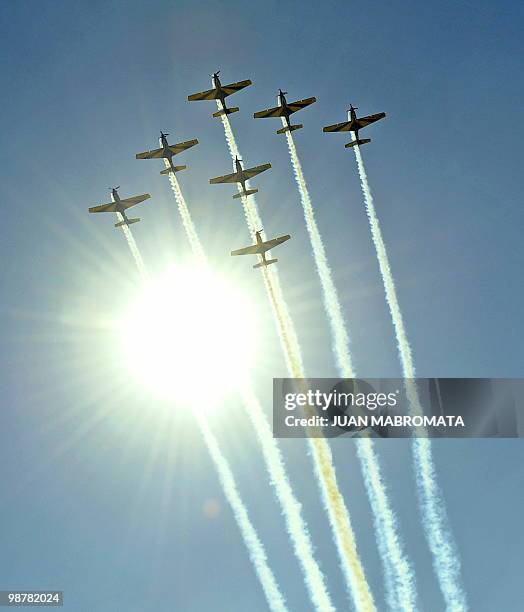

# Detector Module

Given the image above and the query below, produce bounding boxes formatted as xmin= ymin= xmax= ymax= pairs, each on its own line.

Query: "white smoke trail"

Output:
xmin=352 ymin=137 xmax=468 ymax=611
xmin=284 ymin=127 xmax=417 ymax=611
xmin=116 ymin=212 xmax=148 ymax=281
xmin=194 ymin=409 xmax=288 ymax=612
xmin=283 ymin=126 xmax=353 ymax=377
xmin=165 ymin=168 xmax=335 ymax=612
xmin=240 ymin=384 xmax=335 ymax=612
xmin=117 ymin=216 xmax=288 ymax=612
xmin=219 ymin=112 xmax=304 ymax=373
xmin=218 ymin=108 xmax=376 ymax=611
xmin=163 ymin=161 xmax=206 ymax=263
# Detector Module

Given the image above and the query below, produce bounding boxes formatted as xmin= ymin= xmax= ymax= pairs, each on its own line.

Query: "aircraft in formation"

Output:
xmin=209 ymin=156 xmax=271 ymax=199
xmin=188 ymin=71 xmax=252 ymax=117
xmin=89 ymin=71 xmax=386 ymax=268
xmin=254 ymin=89 xmax=316 ymax=134
xmin=323 ymin=103 xmax=386 ymax=148
xmin=231 ymin=230 xmax=291 ymax=269
xmin=135 ymin=131 xmax=199 ymax=175
xmin=88 ymin=187 xmax=150 ymax=228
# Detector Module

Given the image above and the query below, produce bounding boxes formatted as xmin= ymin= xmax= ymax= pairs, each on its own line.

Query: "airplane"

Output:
xmin=135 ymin=131 xmax=199 ymax=176
xmin=231 ymin=230 xmax=291 ymax=269
xmin=187 ymin=71 xmax=252 ymax=117
xmin=253 ymin=89 xmax=317 ymax=134
xmin=88 ymin=187 xmax=150 ymax=228
xmin=323 ymin=104 xmax=386 ymax=148
xmin=209 ymin=156 xmax=271 ymax=199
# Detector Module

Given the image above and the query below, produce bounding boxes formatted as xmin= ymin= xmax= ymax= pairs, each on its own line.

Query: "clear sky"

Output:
xmin=0 ymin=1 xmax=523 ymax=610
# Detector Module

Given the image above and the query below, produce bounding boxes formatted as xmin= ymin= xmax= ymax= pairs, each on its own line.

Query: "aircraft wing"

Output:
xmin=136 ymin=147 xmax=164 ymax=159
xmin=89 ymin=202 xmax=118 ymax=213
xmin=119 ymin=193 xmax=151 ymax=209
xmin=242 ymin=163 xmax=271 ymax=179
xmin=231 ymin=244 xmax=264 ymax=256
xmin=287 ymin=96 xmax=316 ymax=113
xmin=355 ymin=112 xmax=386 ymax=128
xmin=254 ymin=105 xmax=285 ymax=119
xmin=188 ymin=87 xmax=220 ymax=101
xmin=323 ymin=120 xmax=352 ymax=133
xmin=221 ymin=79 xmax=252 ymax=97
xmin=168 ymin=138 xmax=199 ymax=154
xmin=262 ymin=234 xmax=291 ymax=250
xmin=231 ymin=233 xmax=290 ymax=256
xmin=209 ymin=171 xmax=240 ymax=184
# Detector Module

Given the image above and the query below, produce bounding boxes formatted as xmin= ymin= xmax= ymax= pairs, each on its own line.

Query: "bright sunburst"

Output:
xmin=119 ymin=263 xmax=258 ymax=404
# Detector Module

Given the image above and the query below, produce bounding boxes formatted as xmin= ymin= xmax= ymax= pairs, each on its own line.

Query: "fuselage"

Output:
xmin=159 ymin=133 xmax=174 ymax=161
xmin=213 ymin=74 xmax=227 ymax=108
xmin=348 ymin=106 xmax=359 ymax=135
xmin=110 ymin=189 xmax=126 ymax=218
xmin=234 ymin=157 xmax=247 ymax=190
xmin=278 ymin=90 xmax=291 ymax=125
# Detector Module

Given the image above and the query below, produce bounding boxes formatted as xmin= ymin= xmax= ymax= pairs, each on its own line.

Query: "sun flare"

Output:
xmin=119 ymin=264 xmax=258 ymax=404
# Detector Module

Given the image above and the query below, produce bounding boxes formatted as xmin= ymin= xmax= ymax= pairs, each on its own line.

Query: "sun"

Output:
xmin=118 ymin=263 xmax=258 ymax=404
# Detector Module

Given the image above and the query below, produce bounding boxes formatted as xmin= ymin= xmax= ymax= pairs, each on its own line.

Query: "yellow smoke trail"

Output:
xmin=263 ymin=262 xmax=376 ymax=612
xmin=165 ymin=168 xmax=335 ymax=612
xmin=116 ymin=212 xmax=148 ymax=281
xmin=218 ymin=108 xmax=376 ymax=611
xmin=352 ymin=137 xmax=468 ymax=611
xmin=284 ymin=127 xmax=417 ymax=611
xmin=116 ymin=213 xmax=288 ymax=612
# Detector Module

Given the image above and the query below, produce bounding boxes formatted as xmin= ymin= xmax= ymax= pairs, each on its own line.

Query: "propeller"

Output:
xmin=211 ymin=70 xmax=221 ymax=78
xmin=109 ymin=186 xmax=120 ymax=191
xmin=160 ymin=131 xmax=170 ymax=138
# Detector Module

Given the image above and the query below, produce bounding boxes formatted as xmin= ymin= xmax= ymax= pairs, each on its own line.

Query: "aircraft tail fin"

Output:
xmin=276 ymin=123 xmax=303 ymax=134
xmin=115 ymin=218 xmax=140 ymax=228
xmin=212 ymin=107 xmax=239 ymax=118
xmin=345 ymin=138 xmax=371 ymax=148
xmin=233 ymin=188 xmax=258 ymax=200
xmin=254 ymin=258 xmax=278 ymax=269
xmin=160 ymin=165 xmax=187 ymax=175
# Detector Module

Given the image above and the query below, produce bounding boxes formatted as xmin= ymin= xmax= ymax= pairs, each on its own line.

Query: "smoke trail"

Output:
xmin=117 ymin=220 xmax=287 ymax=612
xmin=116 ymin=212 xmax=148 ymax=281
xmin=219 ymin=112 xmax=303 ymax=373
xmin=194 ymin=410 xmax=288 ymax=612
xmin=240 ymin=384 xmax=335 ymax=612
xmin=163 ymin=161 xmax=206 ymax=263
xmin=166 ymin=168 xmax=335 ymax=612
xmin=262 ymin=258 xmax=375 ymax=612
xmin=218 ymin=107 xmax=376 ymax=611
xmin=352 ymin=137 xmax=468 ymax=611
xmin=283 ymin=126 xmax=353 ymax=377
xmin=284 ymin=127 xmax=417 ymax=611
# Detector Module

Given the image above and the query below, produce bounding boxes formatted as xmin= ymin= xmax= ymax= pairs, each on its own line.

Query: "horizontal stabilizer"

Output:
xmin=160 ymin=165 xmax=187 ymax=175
xmin=115 ymin=218 xmax=140 ymax=228
xmin=254 ymin=258 xmax=278 ymax=269
xmin=212 ymin=106 xmax=239 ymax=118
xmin=345 ymin=138 xmax=371 ymax=148
xmin=276 ymin=124 xmax=303 ymax=135
xmin=233 ymin=188 xmax=258 ymax=200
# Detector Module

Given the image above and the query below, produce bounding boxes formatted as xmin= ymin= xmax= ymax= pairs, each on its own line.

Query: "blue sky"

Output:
xmin=0 ymin=1 xmax=523 ymax=610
